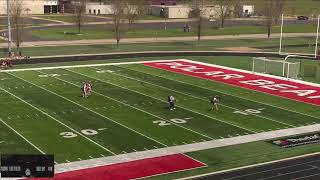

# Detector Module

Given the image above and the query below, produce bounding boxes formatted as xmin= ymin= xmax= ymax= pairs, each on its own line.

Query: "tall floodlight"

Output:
xmin=279 ymin=14 xmax=284 ymax=55
xmin=315 ymin=15 xmax=320 ymax=59
xmin=7 ymin=0 xmax=12 ymax=53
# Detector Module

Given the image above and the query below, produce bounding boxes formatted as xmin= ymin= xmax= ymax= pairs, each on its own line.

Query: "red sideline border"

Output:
xmin=24 ymin=154 xmax=206 ymax=180
xmin=143 ymin=59 xmax=320 ymax=106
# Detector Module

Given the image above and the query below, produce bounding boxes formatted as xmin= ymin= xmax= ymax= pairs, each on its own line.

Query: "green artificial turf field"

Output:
xmin=1 ymin=58 xmax=320 ymax=178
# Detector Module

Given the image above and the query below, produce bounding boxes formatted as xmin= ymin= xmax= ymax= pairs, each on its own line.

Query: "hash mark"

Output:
xmin=144 ymin=148 xmax=148 ymax=150
xmin=78 ymin=158 xmax=82 ymax=161
xmin=133 ymin=149 xmax=137 ymax=152
xmin=122 ymin=151 xmax=127 ymax=154
xmin=100 ymin=154 xmax=105 ymax=157
xmin=54 ymin=161 xmax=58 ymax=165
xmin=201 ymin=139 xmax=206 ymax=141
xmin=182 ymin=142 xmax=187 ymax=144
xmin=66 ymin=160 xmax=70 ymax=163
xmin=219 ymin=136 xmax=224 ymax=139
xmin=89 ymin=156 xmax=93 ymax=159
xmin=153 ymin=146 xmax=158 ymax=149
xmin=98 ymin=128 xmax=107 ymax=131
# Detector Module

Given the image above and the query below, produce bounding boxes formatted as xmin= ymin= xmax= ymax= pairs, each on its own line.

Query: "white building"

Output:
xmin=86 ymin=3 xmax=113 ymax=15
xmin=151 ymin=4 xmax=254 ymax=19
xmin=0 ymin=0 xmax=44 ymax=14
xmin=242 ymin=5 xmax=254 ymax=17
xmin=151 ymin=5 xmax=189 ymax=19
xmin=0 ymin=0 xmax=62 ymax=14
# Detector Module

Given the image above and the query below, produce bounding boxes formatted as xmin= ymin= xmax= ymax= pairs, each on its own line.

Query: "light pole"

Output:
xmin=7 ymin=0 xmax=12 ymax=53
xmin=315 ymin=15 xmax=320 ymax=59
xmin=279 ymin=14 xmax=284 ymax=55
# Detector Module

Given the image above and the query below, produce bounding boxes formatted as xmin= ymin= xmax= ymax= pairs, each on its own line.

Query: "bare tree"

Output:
xmin=215 ymin=0 xmax=235 ymax=28
xmin=125 ymin=0 xmax=149 ymax=31
xmin=233 ymin=0 xmax=243 ymax=18
xmin=189 ymin=0 xmax=207 ymax=42
xmin=73 ymin=0 xmax=87 ymax=34
xmin=263 ymin=0 xmax=286 ymax=38
xmin=110 ymin=0 xmax=126 ymax=48
xmin=274 ymin=0 xmax=286 ymax=25
xmin=9 ymin=0 xmax=25 ymax=54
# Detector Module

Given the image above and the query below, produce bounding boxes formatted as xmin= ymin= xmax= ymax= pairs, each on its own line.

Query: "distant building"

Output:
xmin=44 ymin=0 xmax=59 ymax=13
xmin=0 ymin=0 xmax=44 ymax=14
xmin=86 ymin=3 xmax=113 ymax=15
xmin=0 ymin=0 xmax=66 ymax=14
xmin=242 ymin=5 xmax=254 ymax=17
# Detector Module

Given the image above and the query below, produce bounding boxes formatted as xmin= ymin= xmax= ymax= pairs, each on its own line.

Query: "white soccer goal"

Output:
xmin=252 ymin=57 xmax=300 ymax=79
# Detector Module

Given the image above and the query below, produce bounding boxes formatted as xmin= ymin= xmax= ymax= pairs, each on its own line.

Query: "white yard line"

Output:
xmin=35 ymin=70 xmax=168 ymax=147
xmin=0 ymin=81 xmax=116 ymax=156
xmin=69 ymin=69 xmax=255 ymax=134
xmin=94 ymin=66 xmax=295 ymax=128
xmin=63 ymin=69 xmax=214 ymax=140
xmin=0 ymin=117 xmax=45 ymax=154
xmin=50 ymin=123 xmax=320 ymax=176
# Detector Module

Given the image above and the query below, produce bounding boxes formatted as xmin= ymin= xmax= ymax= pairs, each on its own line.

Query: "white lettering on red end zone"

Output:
xmin=143 ymin=60 xmax=320 ymax=106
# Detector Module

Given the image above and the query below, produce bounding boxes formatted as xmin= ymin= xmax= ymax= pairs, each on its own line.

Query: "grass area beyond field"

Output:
xmin=30 ymin=24 xmax=319 ymax=41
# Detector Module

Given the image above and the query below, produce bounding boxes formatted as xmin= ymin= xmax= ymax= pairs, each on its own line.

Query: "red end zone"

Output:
xmin=25 ymin=154 xmax=205 ymax=180
xmin=143 ymin=60 xmax=320 ymax=106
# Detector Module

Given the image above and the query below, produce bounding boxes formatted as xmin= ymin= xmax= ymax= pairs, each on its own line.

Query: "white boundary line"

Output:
xmin=66 ymin=68 xmax=254 ymax=134
xmin=95 ymin=66 xmax=296 ymax=128
xmin=0 ymin=117 xmax=45 ymax=154
xmin=0 ymin=60 xmax=176 ymax=73
xmin=35 ymin=70 xmax=168 ymax=147
xmin=27 ymin=123 xmax=320 ymax=178
xmin=0 ymin=85 xmax=116 ymax=155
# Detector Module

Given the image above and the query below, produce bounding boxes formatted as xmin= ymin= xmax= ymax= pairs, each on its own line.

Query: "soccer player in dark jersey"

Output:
xmin=168 ymin=95 xmax=176 ymax=110
xmin=210 ymin=95 xmax=220 ymax=111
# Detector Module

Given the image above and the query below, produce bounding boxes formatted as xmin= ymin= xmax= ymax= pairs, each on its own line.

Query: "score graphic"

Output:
xmin=0 ymin=154 xmax=54 ymax=178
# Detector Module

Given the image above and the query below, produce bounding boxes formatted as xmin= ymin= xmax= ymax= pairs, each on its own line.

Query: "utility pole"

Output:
xmin=7 ymin=0 xmax=12 ymax=53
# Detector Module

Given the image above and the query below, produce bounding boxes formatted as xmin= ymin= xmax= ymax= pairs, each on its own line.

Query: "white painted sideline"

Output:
xmin=0 ymin=60 xmax=176 ymax=73
xmin=2 ymin=58 xmax=320 ymax=89
xmin=3 ymin=123 xmax=318 ymax=180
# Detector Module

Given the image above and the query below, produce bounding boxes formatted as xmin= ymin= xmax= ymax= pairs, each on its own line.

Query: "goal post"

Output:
xmin=252 ymin=57 xmax=300 ymax=79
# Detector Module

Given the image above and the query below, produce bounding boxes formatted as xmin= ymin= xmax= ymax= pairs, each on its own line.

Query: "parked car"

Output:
xmin=297 ymin=16 xmax=309 ymax=20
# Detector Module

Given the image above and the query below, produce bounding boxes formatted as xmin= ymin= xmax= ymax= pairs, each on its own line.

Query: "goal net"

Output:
xmin=252 ymin=57 xmax=300 ymax=79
